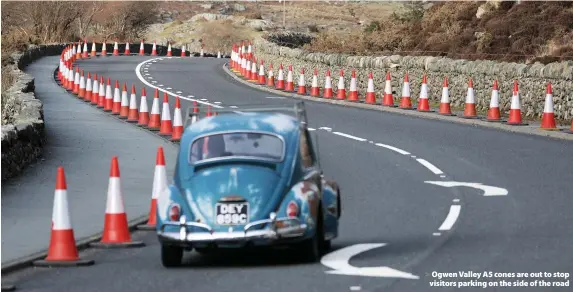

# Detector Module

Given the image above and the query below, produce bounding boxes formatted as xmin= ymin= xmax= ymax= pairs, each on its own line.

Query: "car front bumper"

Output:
xmin=157 ymin=214 xmax=309 ymax=247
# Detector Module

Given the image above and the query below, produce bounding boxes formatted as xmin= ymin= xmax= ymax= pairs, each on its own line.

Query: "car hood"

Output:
xmin=181 ymin=164 xmax=285 ymax=231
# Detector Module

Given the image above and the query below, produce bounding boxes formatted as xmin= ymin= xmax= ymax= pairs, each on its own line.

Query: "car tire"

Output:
xmin=161 ymin=244 xmax=183 ymax=267
xmin=296 ymin=207 xmax=325 ymax=263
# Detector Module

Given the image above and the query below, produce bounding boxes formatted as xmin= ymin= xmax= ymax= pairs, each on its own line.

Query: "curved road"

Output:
xmin=3 ymin=56 xmax=572 ymax=291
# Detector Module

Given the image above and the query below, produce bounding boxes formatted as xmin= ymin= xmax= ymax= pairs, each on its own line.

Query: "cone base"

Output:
xmin=136 ymin=224 xmax=156 ymax=231
xmin=383 ymin=104 xmax=397 ymax=107
xmin=486 ymin=118 xmax=504 ymax=123
xmin=1 ymin=284 xmax=16 ymax=291
xmin=538 ymin=128 xmax=561 ymax=131
xmin=417 ymin=109 xmax=435 ymax=112
xmin=460 ymin=115 xmax=480 ymax=119
xmin=33 ymin=258 xmax=94 ymax=267
xmin=126 ymin=119 xmax=139 ymax=123
xmin=440 ymin=113 xmax=457 ymax=116
xmin=399 ymin=107 xmax=416 ymax=111
xmin=90 ymin=240 xmax=145 ymax=249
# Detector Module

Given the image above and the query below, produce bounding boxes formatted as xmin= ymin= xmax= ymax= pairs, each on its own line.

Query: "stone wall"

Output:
xmin=252 ymin=38 xmax=573 ymax=121
xmin=1 ymin=42 xmax=226 ymax=182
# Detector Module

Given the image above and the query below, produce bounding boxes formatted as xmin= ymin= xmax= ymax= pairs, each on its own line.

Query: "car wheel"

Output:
xmin=296 ymin=208 xmax=325 ymax=263
xmin=161 ymin=244 xmax=183 ymax=267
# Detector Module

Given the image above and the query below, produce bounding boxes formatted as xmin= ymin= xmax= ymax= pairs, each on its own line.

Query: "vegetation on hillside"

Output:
xmin=303 ymin=1 xmax=573 ymax=63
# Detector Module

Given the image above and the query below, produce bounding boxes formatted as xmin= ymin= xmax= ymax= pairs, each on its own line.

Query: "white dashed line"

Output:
xmin=151 ymin=81 xmax=157 ymax=83
xmin=148 ymin=77 xmax=153 ymax=79
xmin=374 ymin=143 xmax=411 ymax=155
xmin=318 ymin=127 xmax=332 ymax=131
xmin=176 ymin=91 xmax=182 ymax=94
xmin=433 ymin=232 xmax=441 ymax=236
xmin=134 ymin=58 xmax=223 ymax=108
xmin=332 ymin=132 xmax=367 ymax=142
xmin=229 ymin=105 xmax=238 ymax=108
xmin=411 ymin=155 xmax=417 ymax=158
xmin=440 ymin=175 xmax=446 ymax=178
xmin=350 ymin=286 xmax=361 ymax=291
xmin=188 ymin=95 xmax=195 ymax=98
xmin=214 ymin=101 xmax=222 ymax=104
xmin=438 ymin=205 xmax=461 ymax=231
xmin=201 ymin=98 xmax=208 ymax=101
xmin=416 ymin=158 xmax=444 ymax=175
xmin=158 ymin=84 xmax=164 ymax=86
xmin=308 ymin=127 xmax=316 ymax=131
xmin=452 ymin=199 xmax=460 ymax=203
xmin=166 ymin=87 xmax=172 ymax=90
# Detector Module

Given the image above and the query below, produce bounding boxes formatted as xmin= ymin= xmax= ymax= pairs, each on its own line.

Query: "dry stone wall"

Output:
xmin=252 ymin=38 xmax=573 ymax=121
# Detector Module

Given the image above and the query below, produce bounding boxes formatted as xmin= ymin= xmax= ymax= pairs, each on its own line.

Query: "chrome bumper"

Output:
xmin=158 ymin=214 xmax=308 ymax=244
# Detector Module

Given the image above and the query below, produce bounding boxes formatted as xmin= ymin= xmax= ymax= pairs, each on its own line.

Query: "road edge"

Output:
xmin=221 ymin=63 xmax=573 ymax=141
xmin=0 ymin=215 xmax=149 ymax=274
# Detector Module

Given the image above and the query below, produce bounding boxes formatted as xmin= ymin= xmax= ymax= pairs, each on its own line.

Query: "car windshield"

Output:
xmin=189 ymin=132 xmax=284 ymax=163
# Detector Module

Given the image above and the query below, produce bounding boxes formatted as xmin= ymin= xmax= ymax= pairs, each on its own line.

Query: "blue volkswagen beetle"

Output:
xmin=156 ymin=102 xmax=341 ymax=267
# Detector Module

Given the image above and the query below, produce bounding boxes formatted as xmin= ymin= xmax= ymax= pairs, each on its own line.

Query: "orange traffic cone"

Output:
xmin=258 ymin=60 xmax=266 ymax=85
xmin=347 ymin=70 xmax=359 ymax=102
xmin=137 ymin=88 xmax=150 ymax=126
xmin=82 ymin=40 xmax=89 ymax=58
xmin=207 ymin=105 xmax=213 ymax=117
xmin=78 ymin=71 xmax=86 ymax=99
xmin=101 ymin=41 xmax=107 ymax=56
xmin=119 ymin=83 xmax=130 ymax=119
xmin=487 ymin=80 xmax=501 ymax=122
xmin=336 ymin=70 xmax=346 ymax=100
xmin=507 ymin=80 xmax=527 ymax=125
xmin=166 ymin=42 xmax=172 ymax=56
xmin=151 ymin=41 xmax=157 ymax=56
xmin=66 ymin=63 xmax=74 ymax=91
xmin=90 ymin=73 xmax=99 ymax=105
xmin=540 ymin=82 xmax=558 ymax=130
xmin=124 ymin=41 xmax=130 ymax=55
xmin=33 ymin=167 xmax=95 ymax=267
xmin=365 ymin=72 xmax=376 ymax=104
xmin=249 ymin=58 xmax=258 ymax=82
xmin=310 ymin=68 xmax=320 ymax=97
xmin=240 ymin=56 xmax=247 ymax=77
xmin=266 ymin=63 xmax=275 ymax=87
xmin=147 ymin=89 xmax=161 ymax=130
xmin=75 ymin=42 xmax=81 ymax=59
xmin=276 ymin=64 xmax=285 ymax=89
xmin=297 ymin=68 xmax=307 ymax=95
xmin=111 ymin=81 xmax=122 ymax=115
xmin=112 ymin=41 xmax=119 ymax=56
xmin=72 ymin=67 xmax=80 ymax=94
xmin=84 ymin=72 xmax=92 ymax=102
xmin=158 ymin=93 xmax=173 ymax=136
xmin=104 ymin=78 xmax=114 ymax=111
xmin=323 ymin=69 xmax=333 ymax=98
xmin=462 ymin=78 xmax=478 ymax=118
xmin=127 ymin=85 xmax=139 ymax=123
xmin=417 ymin=74 xmax=431 ymax=111
xmin=97 ymin=76 xmax=105 ymax=107
xmin=383 ymin=72 xmax=395 ymax=107
xmin=136 ymin=147 xmax=168 ymax=230
xmin=139 ymin=40 xmax=145 ymax=56
xmin=90 ymin=41 xmax=97 ymax=57
xmin=285 ymin=65 xmax=295 ymax=91
xmin=90 ymin=157 xmax=145 ymax=248
xmin=439 ymin=76 xmax=454 ymax=116
xmin=399 ymin=72 xmax=412 ymax=109
xmin=171 ymin=97 xmax=183 ymax=141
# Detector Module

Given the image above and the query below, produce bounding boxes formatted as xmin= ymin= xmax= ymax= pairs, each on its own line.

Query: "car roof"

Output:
xmin=182 ymin=112 xmax=302 ymax=141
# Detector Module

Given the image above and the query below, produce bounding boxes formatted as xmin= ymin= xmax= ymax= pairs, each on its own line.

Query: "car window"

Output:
xmin=189 ymin=132 xmax=284 ymax=163
xmin=300 ymin=129 xmax=316 ymax=168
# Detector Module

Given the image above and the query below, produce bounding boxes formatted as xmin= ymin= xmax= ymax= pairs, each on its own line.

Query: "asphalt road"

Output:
xmin=3 ymin=56 xmax=572 ymax=291
xmin=1 ymin=56 xmax=179 ymax=265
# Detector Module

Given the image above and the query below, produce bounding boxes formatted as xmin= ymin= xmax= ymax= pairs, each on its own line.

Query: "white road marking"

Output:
xmin=321 ymin=244 xmax=419 ymax=279
xmin=158 ymin=84 xmax=164 ymax=86
xmin=374 ymin=143 xmax=411 ymax=155
xmin=308 ymin=127 xmax=316 ymax=131
xmin=151 ymin=81 xmax=157 ymax=83
xmin=433 ymin=232 xmax=441 ymax=236
xmin=188 ymin=95 xmax=195 ymax=98
xmin=265 ymin=96 xmax=286 ymax=99
xmin=135 ymin=58 xmax=223 ymax=108
xmin=452 ymin=199 xmax=460 ymax=203
xmin=350 ymin=286 xmax=361 ymax=291
xmin=333 ymin=132 xmax=367 ymax=142
xmin=145 ymin=73 xmax=150 ymax=76
xmin=176 ymin=91 xmax=182 ymax=94
xmin=166 ymin=87 xmax=172 ymax=90
xmin=416 ymin=159 xmax=444 ymax=175
xmin=440 ymin=175 xmax=446 ymax=178
xmin=201 ymin=98 xmax=208 ymax=101
xmin=438 ymin=205 xmax=461 ymax=231
xmin=318 ymin=127 xmax=332 ymax=131
xmin=148 ymin=77 xmax=153 ymax=79
xmin=410 ymin=155 xmax=417 ymax=158
xmin=424 ymin=181 xmax=508 ymax=196
xmin=214 ymin=101 xmax=222 ymax=104
xmin=229 ymin=105 xmax=238 ymax=108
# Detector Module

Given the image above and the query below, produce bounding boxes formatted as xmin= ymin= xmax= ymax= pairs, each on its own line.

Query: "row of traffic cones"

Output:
xmin=58 ymin=45 xmax=216 ymax=141
xmin=33 ymin=155 xmax=149 ymax=267
xmin=64 ymin=40 xmax=221 ymax=58
xmin=229 ymin=43 xmax=571 ymax=131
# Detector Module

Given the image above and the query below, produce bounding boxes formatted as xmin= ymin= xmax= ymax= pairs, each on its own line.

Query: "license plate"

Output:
xmin=215 ymin=203 xmax=249 ymax=225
